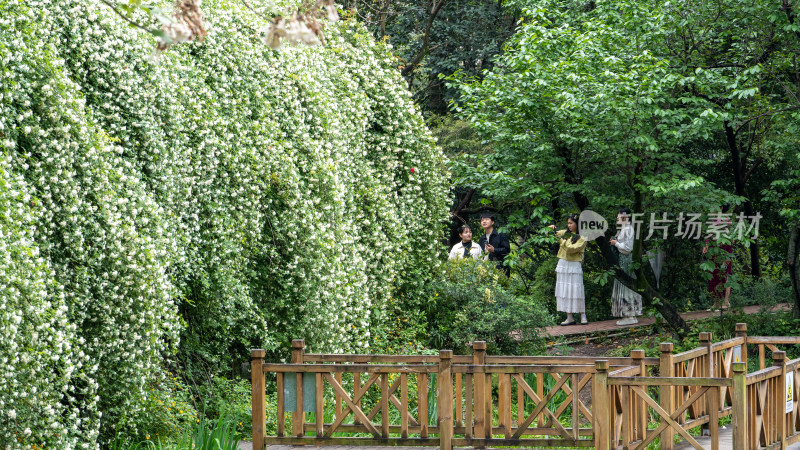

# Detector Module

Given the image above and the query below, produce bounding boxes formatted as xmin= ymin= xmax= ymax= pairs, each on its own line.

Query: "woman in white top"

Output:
xmin=449 ymin=225 xmax=482 ymax=260
xmin=610 ymin=208 xmax=642 ymax=325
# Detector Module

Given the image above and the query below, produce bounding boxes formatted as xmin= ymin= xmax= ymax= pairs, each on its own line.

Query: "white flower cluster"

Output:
xmin=0 ymin=0 xmax=448 ymax=447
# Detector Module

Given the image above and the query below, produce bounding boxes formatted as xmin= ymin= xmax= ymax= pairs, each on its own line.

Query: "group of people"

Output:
xmin=448 ymin=209 xmax=643 ymax=327
xmin=448 ymin=213 xmax=511 ymax=276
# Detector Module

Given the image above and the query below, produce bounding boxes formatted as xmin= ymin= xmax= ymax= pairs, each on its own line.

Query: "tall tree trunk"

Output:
xmin=448 ymin=188 xmax=475 ymax=246
xmin=725 ymin=122 xmax=762 ymax=278
xmin=788 ymin=224 xmax=800 ymax=317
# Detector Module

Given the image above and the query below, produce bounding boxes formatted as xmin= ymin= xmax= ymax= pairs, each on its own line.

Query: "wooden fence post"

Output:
xmin=593 ymin=360 xmax=610 ymax=450
xmin=291 ymin=339 xmax=306 ymax=438
xmin=732 ymin=362 xmax=747 ymax=450
xmin=700 ymin=332 xmax=713 ymax=436
xmin=700 ymin=332 xmax=713 ymax=377
xmin=736 ymin=323 xmax=748 ymax=367
xmin=631 ymin=349 xmax=646 ymax=442
xmin=774 ymin=351 xmax=787 ymax=449
xmin=472 ymin=341 xmax=487 ymax=448
xmin=252 ymin=349 xmax=266 ymax=450
xmin=439 ymin=350 xmax=454 ymax=450
xmin=659 ymin=342 xmax=675 ymax=450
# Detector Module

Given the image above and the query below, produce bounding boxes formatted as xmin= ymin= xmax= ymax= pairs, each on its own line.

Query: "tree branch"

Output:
xmin=98 ymin=0 xmax=154 ymax=34
xmin=782 ymin=0 xmax=800 ymax=43
xmin=400 ymin=0 xmax=448 ymax=78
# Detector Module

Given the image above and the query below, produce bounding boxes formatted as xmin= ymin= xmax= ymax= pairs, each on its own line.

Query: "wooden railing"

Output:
xmin=744 ymin=351 xmax=800 ymax=449
xmin=251 ymin=324 xmax=800 ymax=450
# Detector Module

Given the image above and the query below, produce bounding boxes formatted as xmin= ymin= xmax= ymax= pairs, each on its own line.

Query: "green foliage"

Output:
xmin=342 ymin=0 xmax=518 ymax=114
xmin=729 ymin=275 xmax=792 ymax=308
xmin=111 ymin=409 xmax=242 ymax=450
xmin=124 ymin=370 xmax=200 ymax=445
xmin=449 ymin=0 xmax=800 ymax=322
xmin=424 ymin=259 xmax=554 ymax=354
xmin=198 ymin=377 xmax=253 ymax=439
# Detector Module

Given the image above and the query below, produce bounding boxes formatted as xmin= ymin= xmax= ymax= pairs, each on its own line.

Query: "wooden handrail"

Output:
xmin=746 ymin=336 xmax=800 ymax=344
xmin=672 ymin=346 xmax=707 ymax=363
xmin=453 ymin=364 xmax=596 ymax=374
xmin=608 ymin=376 xmax=732 ymax=387
xmin=303 ymin=354 xmax=443 ymax=363
xmin=484 ymin=355 xmax=659 ymax=366
xmin=253 ymin=326 xmax=800 ymax=450
xmin=609 ymin=365 xmax=640 ymax=377
xmin=262 ymin=363 xmax=437 ymax=373
xmin=745 ymin=365 xmax=782 ymax=385
xmin=710 ymin=336 xmax=744 ymax=351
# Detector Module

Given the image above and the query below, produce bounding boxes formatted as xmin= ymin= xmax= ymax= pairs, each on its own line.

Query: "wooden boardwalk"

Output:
xmin=545 ymin=303 xmax=791 ymax=338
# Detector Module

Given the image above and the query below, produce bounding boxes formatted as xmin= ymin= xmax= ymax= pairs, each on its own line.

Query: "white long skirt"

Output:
xmin=611 ymin=253 xmax=642 ymax=317
xmin=555 ymin=259 xmax=585 ymax=313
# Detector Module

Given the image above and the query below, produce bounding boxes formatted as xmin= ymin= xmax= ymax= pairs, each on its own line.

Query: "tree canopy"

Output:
xmin=451 ymin=0 xmax=800 ymax=327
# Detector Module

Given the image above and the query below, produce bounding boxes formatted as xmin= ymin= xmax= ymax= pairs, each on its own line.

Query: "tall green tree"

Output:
xmin=452 ymin=0 xmax=800 ymax=332
xmin=343 ymin=0 xmax=518 ymax=114
xmin=656 ymin=0 xmax=800 ymax=278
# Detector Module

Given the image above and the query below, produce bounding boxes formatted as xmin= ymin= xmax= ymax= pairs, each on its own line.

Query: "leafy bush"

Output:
xmin=729 ymin=274 xmax=792 ymax=308
xmin=120 ymin=370 xmax=200 ymax=446
xmin=424 ymin=259 xmax=554 ymax=354
xmin=200 ymin=376 xmax=253 ymax=439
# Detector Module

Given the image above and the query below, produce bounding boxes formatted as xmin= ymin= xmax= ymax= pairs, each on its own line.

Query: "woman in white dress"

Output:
xmin=448 ymin=224 xmax=482 ymax=260
xmin=549 ymin=214 xmax=588 ymax=325
xmin=610 ymin=208 xmax=642 ymax=325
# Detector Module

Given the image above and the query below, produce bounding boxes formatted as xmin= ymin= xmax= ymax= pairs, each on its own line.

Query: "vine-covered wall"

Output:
xmin=0 ymin=0 xmax=449 ymax=446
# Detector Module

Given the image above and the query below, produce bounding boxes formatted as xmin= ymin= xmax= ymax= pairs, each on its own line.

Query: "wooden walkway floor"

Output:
xmin=544 ymin=303 xmax=791 ymax=338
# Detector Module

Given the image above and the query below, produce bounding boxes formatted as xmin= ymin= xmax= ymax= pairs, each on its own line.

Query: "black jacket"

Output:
xmin=478 ymin=229 xmax=510 ymax=262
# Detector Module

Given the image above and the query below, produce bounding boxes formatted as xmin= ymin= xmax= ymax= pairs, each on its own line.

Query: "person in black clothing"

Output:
xmin=478 ymin=212 xmax=511 ymax=276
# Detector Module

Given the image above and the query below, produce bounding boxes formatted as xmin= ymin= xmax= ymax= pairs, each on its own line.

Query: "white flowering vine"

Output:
xmin=1 ymin=0 xmax=448 ymax=448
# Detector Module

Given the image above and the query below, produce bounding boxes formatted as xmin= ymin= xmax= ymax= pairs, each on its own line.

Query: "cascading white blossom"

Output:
xmin=1 ymin=0 xmax=448 ymax=448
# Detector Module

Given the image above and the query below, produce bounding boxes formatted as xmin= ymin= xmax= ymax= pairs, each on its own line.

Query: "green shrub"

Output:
xmin=424 ymin=259 xmax=554 ymax=354
xmin=200 ymin=376 xmax=253 ymax=439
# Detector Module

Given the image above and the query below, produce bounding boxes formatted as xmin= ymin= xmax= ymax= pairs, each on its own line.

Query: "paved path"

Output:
xmin=674 ymin=426 xmax=800 ymax=449
xmin=544 ymin=303 xmax=791 ymax=339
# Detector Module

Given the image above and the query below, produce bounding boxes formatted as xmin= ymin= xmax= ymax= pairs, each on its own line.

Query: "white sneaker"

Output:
xmin=616 ymin=317 xmax=638 ymax=326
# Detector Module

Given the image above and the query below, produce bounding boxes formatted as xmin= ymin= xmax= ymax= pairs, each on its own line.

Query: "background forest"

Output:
xmin=2 ymin=0 xmax=800 ymax=448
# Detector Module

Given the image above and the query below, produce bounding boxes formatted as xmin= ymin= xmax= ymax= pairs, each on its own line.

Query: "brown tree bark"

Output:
xmin=724 ymin=122 xmax=762 ymax=278
xmin=448 ymin=188 xmax=475 ymax=246
xmin=788 ymin=224 xmax=800 ymax=317
xmin=400 ymin=0 xmax=448 ymax=79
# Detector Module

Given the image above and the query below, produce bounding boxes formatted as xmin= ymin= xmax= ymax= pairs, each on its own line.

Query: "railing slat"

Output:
xmin=401 ymin=373 xmax=408 ymax=439
xmin=277 ymin=372 xmax=284 ymax=437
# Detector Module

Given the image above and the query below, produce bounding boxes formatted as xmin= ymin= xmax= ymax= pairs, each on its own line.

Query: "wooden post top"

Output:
xmin=660 ymin=342 xmax=674 ymax=353
xmin=251 ymin=349 xmax=266 ymax=358
xmin=440 ymin=350 xmax=453 ymax=359
xmin=292 ymin=339 xmax=306 ymax=349
xmin=699 ymin=332 xmax=712 ymax=343
xmin=631 ymin=349 xmax=645 ymax=359
xmin=472 ymin=341 xmax=487 ymax=351
xmin=732 ymin=362 xmax=746 ymax=373
xmin=773 ymin=350 xmax=787 ymax=364
xmin=595 ymin=360 xmax=609 ymax=371
xmin=735 ymin=323 xmax=747 ymax=335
